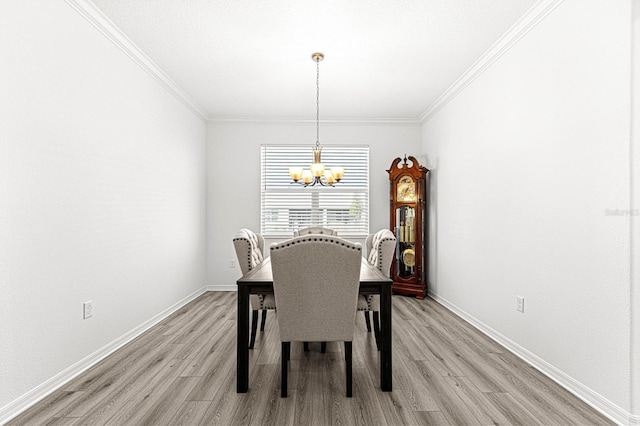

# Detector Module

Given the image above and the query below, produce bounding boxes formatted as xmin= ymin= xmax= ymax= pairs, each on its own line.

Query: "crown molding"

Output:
xmin=419 ymin=0 xmax=565 ymax=123
xmin=208 ymin=116 xmax=422 ymax=126
xmin=65 ymin=0 xmax=209 ymax=122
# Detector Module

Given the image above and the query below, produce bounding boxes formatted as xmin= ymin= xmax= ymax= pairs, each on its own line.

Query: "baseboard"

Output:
xmin=206 ymin=284 xmax=238 ymax=291
xmin=428 ymin=291 xmax=632 ymax=426
xmin=0 ymin=286 xmax=209 ymax=425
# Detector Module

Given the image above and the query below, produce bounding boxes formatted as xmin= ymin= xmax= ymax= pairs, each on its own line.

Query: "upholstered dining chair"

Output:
xmin=358 ymin=229 xmax=396 ymax=350
xmin=291 ymin=226 xmax=337 ymax=354
xmin=270 ymin=235 xmax=362 ymax=397
xmin=233 ymin=228 xmax=276 ymax=349
xmin=293 ymin=226 xmax=338 ymax=237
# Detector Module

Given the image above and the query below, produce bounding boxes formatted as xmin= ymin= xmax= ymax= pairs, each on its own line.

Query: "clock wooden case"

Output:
xmin=388 ymin=155 xmax=429 ymax=299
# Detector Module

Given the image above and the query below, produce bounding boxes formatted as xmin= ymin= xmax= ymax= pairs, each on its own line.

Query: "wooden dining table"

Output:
xmin=236 ymin=256 xmax=393 ymax=392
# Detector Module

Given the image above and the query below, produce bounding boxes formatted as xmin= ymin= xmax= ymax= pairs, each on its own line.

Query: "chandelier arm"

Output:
xmin=290 ymin=175 xmax=335 ymax=187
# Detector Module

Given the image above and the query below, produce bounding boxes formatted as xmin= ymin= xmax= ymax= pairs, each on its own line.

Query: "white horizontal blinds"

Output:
xmin=261 ymin=145 xmax=369 ymax=237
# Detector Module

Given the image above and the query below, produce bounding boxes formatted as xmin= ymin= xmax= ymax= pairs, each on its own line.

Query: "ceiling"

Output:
xmin=89 ymin=0 xmax=537 ymax=121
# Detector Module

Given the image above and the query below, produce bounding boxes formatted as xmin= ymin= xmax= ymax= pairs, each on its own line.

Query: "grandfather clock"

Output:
xmin=388 ymin=155 xmax=429 ymax=299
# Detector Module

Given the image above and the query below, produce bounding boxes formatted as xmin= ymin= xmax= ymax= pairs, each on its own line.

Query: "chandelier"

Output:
xmin=289 ymin=52 xmax=344 ymax=187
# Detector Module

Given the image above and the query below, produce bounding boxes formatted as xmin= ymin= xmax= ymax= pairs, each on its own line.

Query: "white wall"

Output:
xmin=632 ymin=0 xmax=640 ymax=417
xmin=0 ymin=0 xmax=207 ymax=413
xmin=422 ymin=0 xmax=635 ymax=421
xmin=207 ymin=120 xmax=421 ymax=287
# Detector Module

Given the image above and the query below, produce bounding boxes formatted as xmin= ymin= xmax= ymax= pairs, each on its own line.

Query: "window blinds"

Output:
xmin=260 ymin=145 xmax=369 ymax=237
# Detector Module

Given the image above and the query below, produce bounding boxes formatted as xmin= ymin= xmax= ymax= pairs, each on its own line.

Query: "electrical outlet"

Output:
xmin=83 ymin=301 xmax=93 ymax=319
xmin=516 ymin=296 xmax=524 ymax=313
xmin=229 ymin=259 xmax=236 ymax=268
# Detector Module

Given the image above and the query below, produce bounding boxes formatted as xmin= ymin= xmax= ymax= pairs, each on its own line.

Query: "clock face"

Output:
xmin=402 ymin=248 xmax=415 ymax=267
xmin=397 ymin=176 xmax=416 ymax=202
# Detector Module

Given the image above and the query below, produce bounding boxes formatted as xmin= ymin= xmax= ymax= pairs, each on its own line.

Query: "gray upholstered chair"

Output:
xmin=233 ymin=228 xmax=276 ymax=349
xmin=270 ymin=235 xmax=362 ymax=397
xmin=292 ymin=226 xmax=338 ymax=237
xmin=357 ymin=229 xmax=396 ymax=350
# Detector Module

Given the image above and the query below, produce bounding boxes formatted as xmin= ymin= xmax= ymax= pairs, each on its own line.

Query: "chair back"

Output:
xmin=270 ymin=236 xmax=362 ymax=342
xmin=366 ymin=229 xmax=396 ymax=278
xmin=293 ymin=226 xmax=338 ymax=237
xmin=233 ymin=228 xmax=265 ymax=276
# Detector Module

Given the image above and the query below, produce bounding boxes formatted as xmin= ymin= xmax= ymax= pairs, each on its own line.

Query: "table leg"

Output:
xmin=237 ymin=285 xmax=249 ymax=392
xmin=380 ymin=283 xmax=392 ymax=391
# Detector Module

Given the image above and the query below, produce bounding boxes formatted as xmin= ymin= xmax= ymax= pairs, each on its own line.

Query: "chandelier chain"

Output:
xmin=287 ymin=52 xmax=343 ymax=187
xmin=316 ymin=57 xmax=320 ymax=147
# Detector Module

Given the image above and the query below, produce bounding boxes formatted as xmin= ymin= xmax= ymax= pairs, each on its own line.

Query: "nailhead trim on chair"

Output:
xmin=271 ymin=236 xmax=361 ymax=252
xmin=363 ymin=235 xmax=396 ymax=310
xmin=233 ymin=235 xmax=268 ymax=307
xmin=231 ymin=236 xmax=255 ymax=271
xmin=293 ymin=227 xmax=338 ymax=237
xmin=232 ymin=236 xmax=261 ymax=271
xmin=376 ymin=237 xmax=395 ymax=271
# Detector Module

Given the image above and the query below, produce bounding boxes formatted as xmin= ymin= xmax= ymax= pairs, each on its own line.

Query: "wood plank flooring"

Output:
xmin=8 ymin=292 xmax=614 ymax=425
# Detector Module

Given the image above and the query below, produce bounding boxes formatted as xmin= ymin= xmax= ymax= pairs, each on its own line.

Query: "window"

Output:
xmin=288 ymin=208 xmax=311 ymax=229
xmin=261 ymin=145 xmax=369 ymax=238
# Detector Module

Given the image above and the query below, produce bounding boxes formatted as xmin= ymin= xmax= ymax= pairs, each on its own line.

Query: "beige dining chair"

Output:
xmin=291 ymin=225 xmax=338 ymax=353
xmin=293 ymin=226 xmax=338 ymax=237
xmin=270 ymin=235 xmax=362 ymax=397
xmin=233 ymin=228 xmax=276 ymax=349
xmin=358 ymin=229 xmax=396 ymax=350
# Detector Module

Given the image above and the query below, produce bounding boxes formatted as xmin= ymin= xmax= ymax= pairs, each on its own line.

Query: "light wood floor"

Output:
xmin=9 ymin=292 xmax=613 ymax=425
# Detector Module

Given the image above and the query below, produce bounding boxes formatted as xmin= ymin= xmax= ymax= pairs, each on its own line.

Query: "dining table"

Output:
xmin=236 ymin=256 xmax=393 ymax=392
